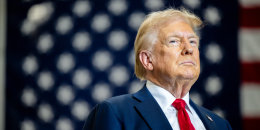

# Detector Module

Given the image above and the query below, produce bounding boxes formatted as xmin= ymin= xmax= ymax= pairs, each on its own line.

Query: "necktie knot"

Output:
xmin=172 ymin=99 xmax=186 ymax=110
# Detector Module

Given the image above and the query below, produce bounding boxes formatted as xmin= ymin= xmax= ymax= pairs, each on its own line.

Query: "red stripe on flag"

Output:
xmin=243 ymin=117 xmax=260 ymax=130
xmin=240 ymin=6 xmax=260 ymax=28
xmin=241 ymin=62 xmax=260 ymax=84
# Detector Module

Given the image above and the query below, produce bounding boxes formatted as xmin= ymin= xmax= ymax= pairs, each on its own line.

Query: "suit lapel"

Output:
xmin=190 ymin=100 xmax=217 ymax=130
xmin=133 ymin=86 xmax=172 ymax=130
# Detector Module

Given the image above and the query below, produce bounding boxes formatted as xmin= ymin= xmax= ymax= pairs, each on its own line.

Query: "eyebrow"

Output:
xmin=167 ymin=32 xmax=199 ymax=39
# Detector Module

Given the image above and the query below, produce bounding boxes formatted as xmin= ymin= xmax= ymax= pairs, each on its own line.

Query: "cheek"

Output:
xmin=194 ymin=50 xmax=200 ymax=62
xmin=164 ymin=48 xmax=180 ymax=60
xmin=195 ymin=51 xmax=201 ymax=72
xmin=164 ymin=52 xmax=180 ymax=73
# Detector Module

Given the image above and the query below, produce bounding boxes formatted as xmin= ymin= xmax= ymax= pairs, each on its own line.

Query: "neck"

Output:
xmin=147 ymin=75 xmax=195 ymax=98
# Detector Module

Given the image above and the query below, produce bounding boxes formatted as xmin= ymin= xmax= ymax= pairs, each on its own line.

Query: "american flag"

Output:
xmin=1 ymin=0 xmax=259 ymax=130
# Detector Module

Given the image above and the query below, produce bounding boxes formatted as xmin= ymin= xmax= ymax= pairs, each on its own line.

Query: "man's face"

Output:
xmin=152 ymin=20 xmax=200 ymax=82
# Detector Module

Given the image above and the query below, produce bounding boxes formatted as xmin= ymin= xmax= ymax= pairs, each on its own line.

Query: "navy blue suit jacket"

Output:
xmin=83 ymin=86 xmax=232 ymax=130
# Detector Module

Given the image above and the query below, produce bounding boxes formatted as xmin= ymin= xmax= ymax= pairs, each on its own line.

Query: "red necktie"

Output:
xmin=172 ymin=99 xmax=195 ymax=130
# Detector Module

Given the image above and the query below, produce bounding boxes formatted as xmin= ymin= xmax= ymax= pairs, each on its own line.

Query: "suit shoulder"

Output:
xmin=96 ymin=93 xmax=137 ymax=119
xmin=105 ymin=93 xmax=133 ymax=104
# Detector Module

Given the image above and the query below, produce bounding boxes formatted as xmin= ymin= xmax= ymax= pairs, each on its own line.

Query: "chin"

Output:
xmin=180 ymin=71 xmax=199 ymax=80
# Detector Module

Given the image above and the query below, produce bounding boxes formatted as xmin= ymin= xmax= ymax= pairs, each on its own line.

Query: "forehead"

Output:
xmin=160 ymin=20 xmax=196 ymax=37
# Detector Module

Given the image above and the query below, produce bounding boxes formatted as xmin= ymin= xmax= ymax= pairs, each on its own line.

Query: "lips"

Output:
xmin=180 ymin=61 xmax=195 ymax=65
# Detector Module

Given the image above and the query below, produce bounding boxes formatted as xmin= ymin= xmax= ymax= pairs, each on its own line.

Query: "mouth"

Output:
xmin=180 ymin=61 xmax=195 ymax=65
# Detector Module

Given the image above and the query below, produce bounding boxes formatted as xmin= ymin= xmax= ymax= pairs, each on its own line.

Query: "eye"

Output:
xmin=189 ymin=39 xmax=198 ymax=46
xmin=169 ymin=39 xmax=180 ymax=45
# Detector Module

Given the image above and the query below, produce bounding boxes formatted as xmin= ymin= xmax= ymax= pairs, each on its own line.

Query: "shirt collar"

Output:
xmin=146 ymin=80 xmax=193 ymax=113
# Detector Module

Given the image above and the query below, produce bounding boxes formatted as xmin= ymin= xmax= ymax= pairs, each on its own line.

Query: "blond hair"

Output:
xmin=134 ymin=8 xmax=203 ymax=80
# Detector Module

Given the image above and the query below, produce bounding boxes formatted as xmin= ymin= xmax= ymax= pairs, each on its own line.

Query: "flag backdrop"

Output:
xmin=239 ymin=0 xmax=260 ymax=129
xmin=4 ymin=0 xmax=259 ymax=130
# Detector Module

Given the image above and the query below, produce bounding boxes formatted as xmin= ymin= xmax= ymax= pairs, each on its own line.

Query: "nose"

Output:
xmin=181 ymin=39 xmax=193 ymax=55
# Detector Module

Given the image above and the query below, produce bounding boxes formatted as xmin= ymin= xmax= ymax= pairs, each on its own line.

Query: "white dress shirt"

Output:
xmin=146 ymin=80 xmax=206 ymax=130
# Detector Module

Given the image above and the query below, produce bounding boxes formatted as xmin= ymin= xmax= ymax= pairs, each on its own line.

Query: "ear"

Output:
xmin=139 ymin=50 xmax=153 ymax=71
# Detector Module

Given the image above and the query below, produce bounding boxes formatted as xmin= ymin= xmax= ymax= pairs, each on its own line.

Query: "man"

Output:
xmin=83 ymin=8 xmax=232 ymax=130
